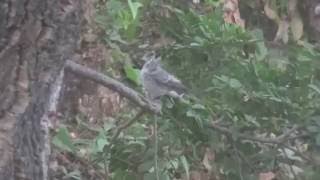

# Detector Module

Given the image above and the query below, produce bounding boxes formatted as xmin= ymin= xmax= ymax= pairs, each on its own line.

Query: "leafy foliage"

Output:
xmin=95 ymin=0 xmax=146 ymax=42
xmin=53 ymin=0 xmax=320 ymax=179
xmin=52 ymin=126 xmax=76 ymax=153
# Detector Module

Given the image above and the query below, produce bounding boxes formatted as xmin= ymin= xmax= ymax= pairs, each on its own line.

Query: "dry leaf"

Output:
xmin=274 ymin=19 xmax=289 ymax=44
xmin=223 ymin=0 xmax=245 ymax=28
xmin=290 ymin=13 xmax=303 ymax=41
xmin=288 ymin=0 xmax=303 ymax=41
xmin=279 ymin=163 xmax=303 ymax=179
xmin=192 ymin=0 xmax=200 ymax=4
xmin=315 ymin=4 xmax=320 ymax=15
xmin=202 ymin=148 xmax=215 ymax=171
xmin=259 ymin=172 xmax=275 ymax=180
xmin=264 ymin=0 xmax=280 ymax=24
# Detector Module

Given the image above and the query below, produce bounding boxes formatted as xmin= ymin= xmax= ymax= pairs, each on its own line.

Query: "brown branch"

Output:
xmin=211 ymin=122 xmax=317 ymax=165
xmin=210 ymin=122 xmax=301 ymax=144
xmin=65 ymin=60 xmax=160 ymax=114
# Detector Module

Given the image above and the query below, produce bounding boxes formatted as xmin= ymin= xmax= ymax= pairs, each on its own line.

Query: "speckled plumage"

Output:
xmin=140 ymin=53 xmax=186 ymax=109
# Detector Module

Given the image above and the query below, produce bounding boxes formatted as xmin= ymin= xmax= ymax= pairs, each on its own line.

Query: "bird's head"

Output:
xmin=142 ymin=51 xmax=161 ymax=72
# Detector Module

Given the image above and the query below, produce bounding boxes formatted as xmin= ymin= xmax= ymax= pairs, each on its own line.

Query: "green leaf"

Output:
xmin=52 ymin=127 xmax=75 ymax=153
xmin=215 ymin=75 xmax=242 ymax=89
xmin=138 ymin=160 xmax=154 ymax=172
xmin=229 ymin=78 xmax=242 ymax=89
xmin=180 ymin=156 xmax=190 ymax=180
xmin=127 ymin=0 xmax=143 ymax=20
xmin=124 ymin=64 xmax=141 ymax=85
xmin=251 ymin=29 xmax=268 ymax=61
xmin=103 ymin=122 xmax=116 ymax=132
xmin=93 ymin=131 xmax=109 ymax=153
xmin=96 ymin=138 xmax=109 ymax=152
xmin=186 ymin=109 xmax=199 ymax=119
xmin=192 ymin=104 xmax=206 ymax=110
xmin=244 ymin=114 xmax=260 ymax=127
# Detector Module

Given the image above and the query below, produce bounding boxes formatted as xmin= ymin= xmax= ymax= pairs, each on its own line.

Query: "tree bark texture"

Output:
xmin=0 ymin=0 xmax=82 ymax=179
xmin=308 ymin=0 xmax=320 ymax=39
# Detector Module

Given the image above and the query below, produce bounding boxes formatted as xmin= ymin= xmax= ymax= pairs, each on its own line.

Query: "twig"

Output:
xmin=211 ymin=121 xmax=317 ymax=167
xmin=232 ymin=141 xmax=244 ymax=180
xmin=154 ymin=116 xmax=160 ymax=180
xmin=210 ymin=122 xmax=301 ymax=144
xmin=110 ymin=109 xmax=146 ymax=143
xmin=65 ymin=60 xmax=160 ymax=114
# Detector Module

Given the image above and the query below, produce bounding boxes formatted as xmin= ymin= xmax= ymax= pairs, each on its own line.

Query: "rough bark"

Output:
xmin=0 ymin=0 xmax=82 ymax=179
xmin=306 ymin=0 xmax=320 ymax=41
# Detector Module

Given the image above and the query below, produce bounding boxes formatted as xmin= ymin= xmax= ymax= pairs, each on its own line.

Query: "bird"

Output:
xmin=140 ymin=51 xmax=187 ymax=110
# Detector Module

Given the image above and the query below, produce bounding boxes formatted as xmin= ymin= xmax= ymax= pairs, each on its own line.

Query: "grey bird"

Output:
xmin=140 ymin=52 xmax=187 ymax=109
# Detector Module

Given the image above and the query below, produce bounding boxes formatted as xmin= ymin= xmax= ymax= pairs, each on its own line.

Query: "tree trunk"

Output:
xmin=0 ymin=0 xmax=82 ymax=179
xmin=306 ymin=0 xmax=320 ymax=41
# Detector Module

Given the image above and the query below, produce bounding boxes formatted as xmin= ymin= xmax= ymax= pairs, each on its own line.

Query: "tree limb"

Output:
xmin=210 ymin=122 xmax=301 ymax=144
xmin=65 ymin=60 xmax=160 ymax=114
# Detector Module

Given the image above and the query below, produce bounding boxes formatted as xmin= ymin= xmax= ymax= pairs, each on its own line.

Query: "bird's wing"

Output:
xmin=151 ymin=68 xmax=187 ymax=94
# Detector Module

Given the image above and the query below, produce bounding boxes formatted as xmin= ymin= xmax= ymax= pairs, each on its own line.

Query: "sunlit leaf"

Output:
xmin=127 ymin=0 xmax=143 ymax=20
xmin=274 ymin=19 xmax=289 ymax=44
xmin=96 ymin=138 xmax=109 ymax=152
xmin=229 ymin=78 xmax=242 ymax=89
xmin=103 ymin=122 xmax=116 ymax=132
xmin=263 ymin=0 xmax=280 ymax=24
xmin=290 ymin=12 xmax=303 ymax=41
xmin=124 ymin=64 xmax=141 ymax=85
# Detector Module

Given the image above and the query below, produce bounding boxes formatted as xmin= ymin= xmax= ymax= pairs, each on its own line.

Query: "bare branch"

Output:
xmin=110 ymin=110 xmax=146 ymax=143
xmin=210 ymin=122 xmax=301 ymax=144
xmin=65 ymin=60 xmax=160 ymax=114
